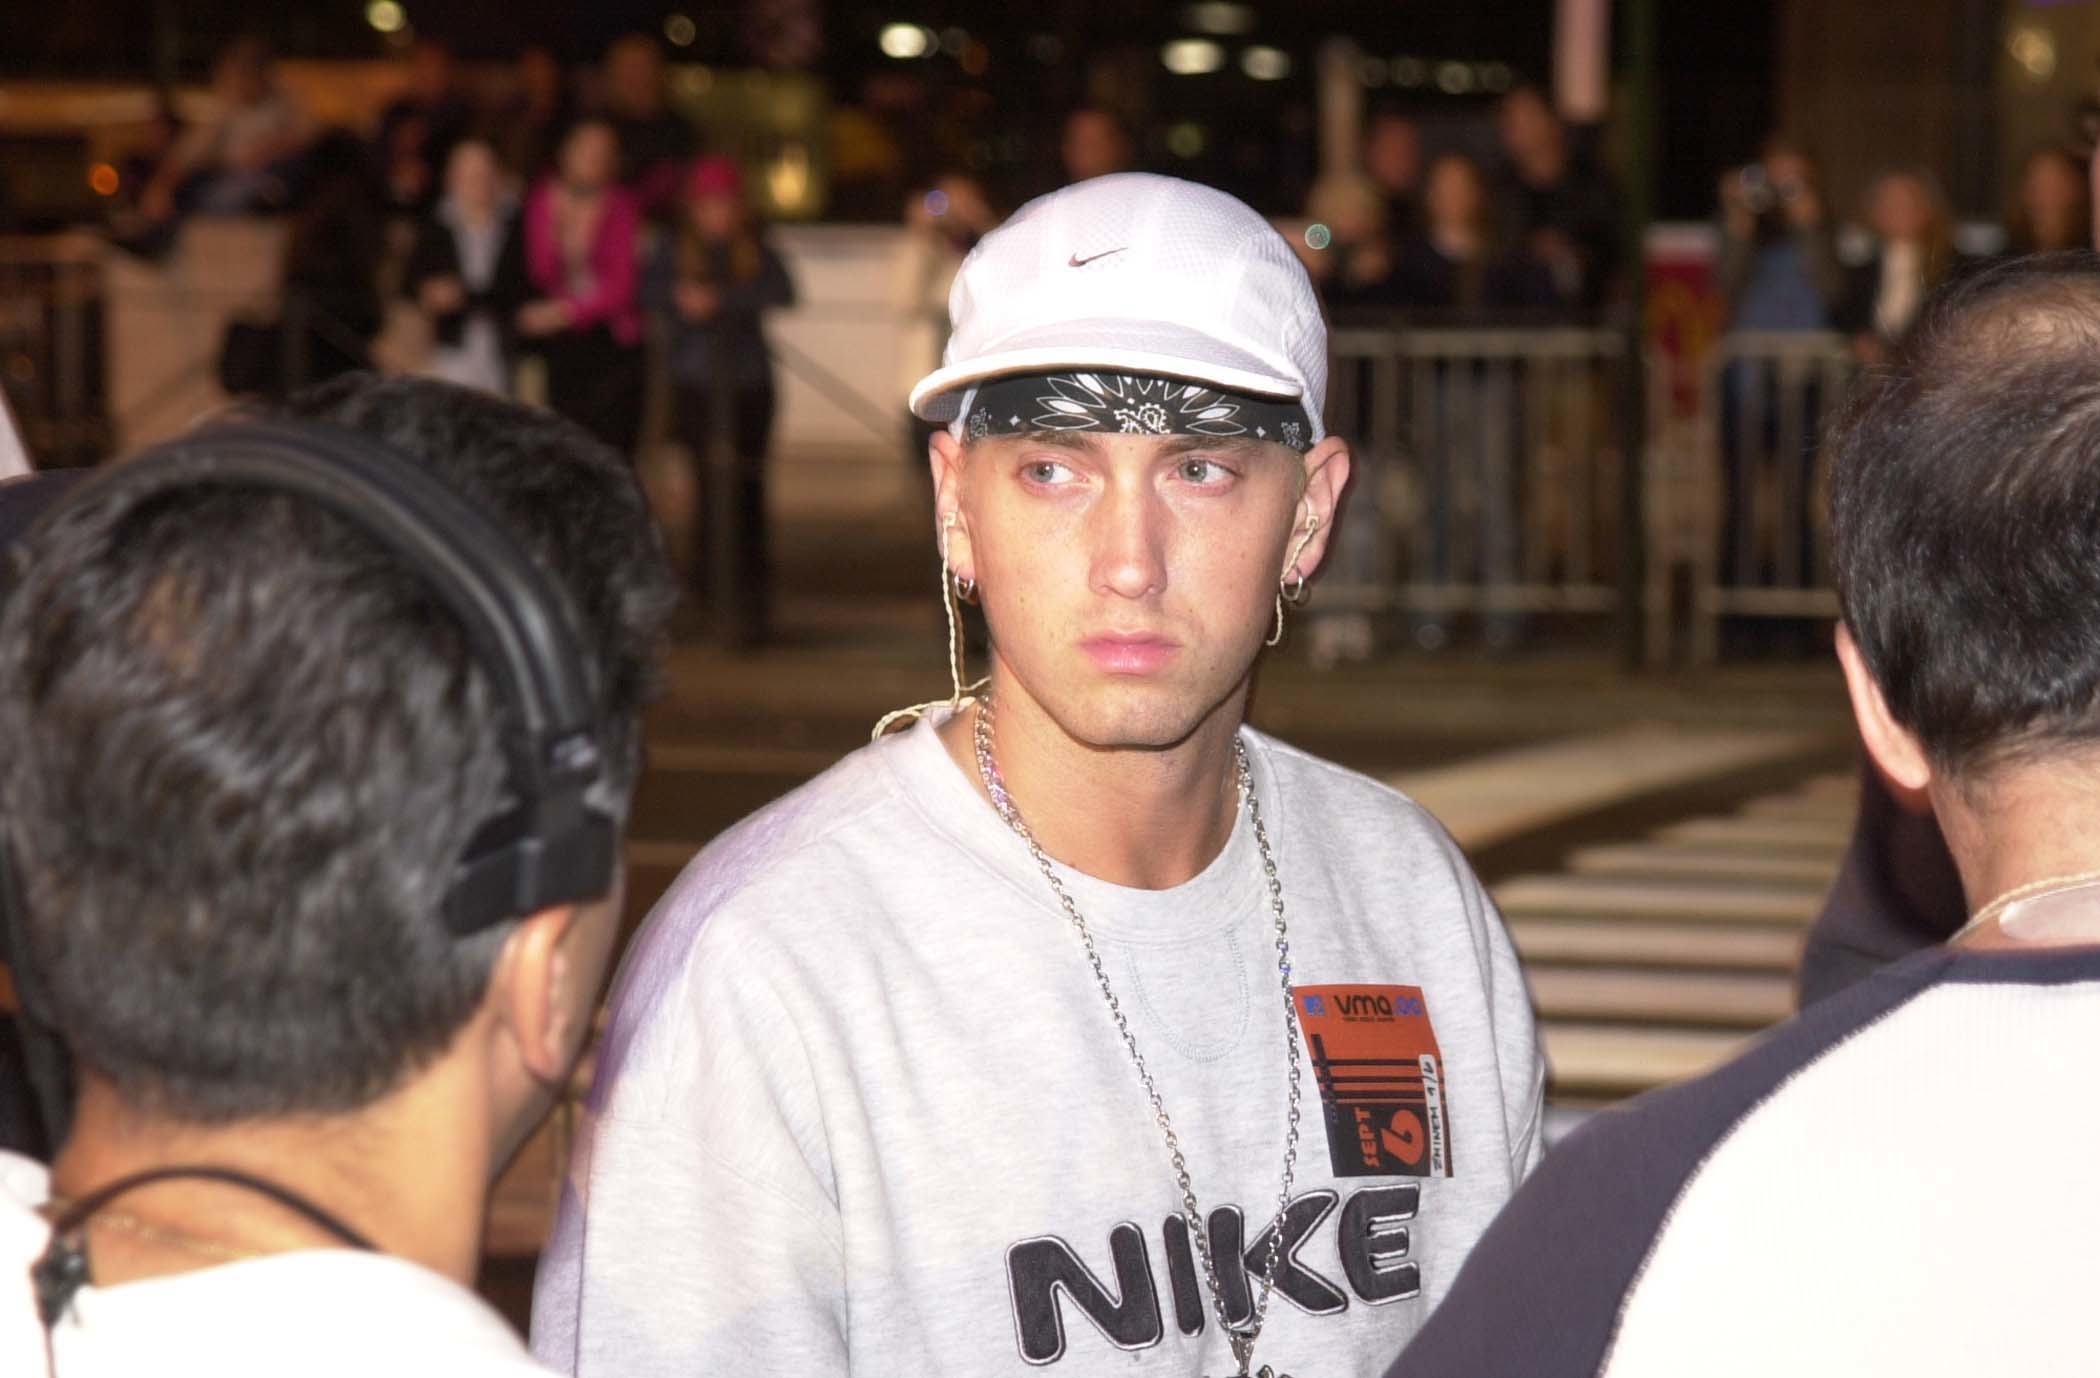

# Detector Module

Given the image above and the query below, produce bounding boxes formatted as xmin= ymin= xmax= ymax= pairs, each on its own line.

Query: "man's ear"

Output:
xmin=492 ymin=904 xmax=583 ymax=1086
xmin=1286 ymin=435 xmax=1353 ymax=582
xmin=1836 ymin=622 xmax=1934 ymax=798
xmin=929 ymin=428 xmax=975 ymax=585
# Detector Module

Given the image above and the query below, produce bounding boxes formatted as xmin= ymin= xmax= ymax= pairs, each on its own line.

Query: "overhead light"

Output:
xmin=1435 ymin=61 xmax=1474 ymax=93
xmin=1182 ymin=2 xmax=1255 ymax=35
xmin=1241 ymin=45 xmax=1290 ymax=81
xmin=1359 ymin=56 xmax=1389 ymax=85
xmin=663 ymin=14 xmax=697 ymax=47
xmin=365 ymin=0 xmax=406 ymax=34
xmin=1391 ymin=56 xmax=1427 ymax=88
xmin=879 ymin=23 xmax=931 ymax=59
xmin=1167 ymin=122 xmax=1206 ymax=157
xmin=2009 ymin=25 xmax=2058 ymax=81
xmin=1479 ymin=62 xmax=1513 ymax=92
xmin=1162 ymin=38 xmax=1226 ymax=76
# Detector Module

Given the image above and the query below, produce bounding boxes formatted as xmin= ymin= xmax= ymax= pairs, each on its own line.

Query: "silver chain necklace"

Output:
xmin=973 ymin=698 xmax=1305 ymax=1378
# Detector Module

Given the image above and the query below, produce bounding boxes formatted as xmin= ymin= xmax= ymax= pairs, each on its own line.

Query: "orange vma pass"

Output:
xmin=1294 ymin=985 xmax=1453 ymax=1179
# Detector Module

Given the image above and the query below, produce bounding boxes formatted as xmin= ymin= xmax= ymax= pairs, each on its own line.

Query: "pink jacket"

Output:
xmin=523 ymin=180 xmax=642 ymax=346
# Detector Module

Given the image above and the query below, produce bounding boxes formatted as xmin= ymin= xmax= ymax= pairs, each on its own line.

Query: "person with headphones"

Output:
xmin=0 ymin=373 xmax=674 ymax=1374
xmin=533 ymin=174 xmax=1543 ymax=1378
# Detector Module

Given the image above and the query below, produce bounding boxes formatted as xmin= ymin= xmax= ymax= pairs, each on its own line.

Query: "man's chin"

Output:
xmin=1042 ymin=676 xmax=1243 ymax=753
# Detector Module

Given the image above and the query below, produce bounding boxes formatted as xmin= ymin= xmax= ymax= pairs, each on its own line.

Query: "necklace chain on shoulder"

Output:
xmin=973 ymin=697 xmax=1305 ymax=1378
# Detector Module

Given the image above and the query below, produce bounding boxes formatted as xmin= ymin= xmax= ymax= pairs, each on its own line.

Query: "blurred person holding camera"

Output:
xmin=1717 ymin=138 xmax=1843 ymax=333
xmin=0 ymin=374 xmax=674 ymax=1375
xmin=647 ymin=154 xmax=796 ymax=648
xmin=404 ymin=139 xmax=532 ymax=396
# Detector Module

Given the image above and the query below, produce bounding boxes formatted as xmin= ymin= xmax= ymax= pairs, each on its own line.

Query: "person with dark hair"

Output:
xmin=1060 ymin=105 xmax=1134 ymax=185
xmin=497 ymin=46 xmax=576 ymax=184
xmin=1389 ymin=254 xmax=2100 ymax=1378
xmin=1716 ymin=137 xmax=1842 ymax=331
xmin=217 ymin=130 xmax=386 ymax=400
xmin=1391 ymin=153 xmax=1560 ymax=318
xmin=1492 ymin=85 xmax=1620 ymax=316
xmin=1363 ymin=109 xmax=1424 ymax=245
xmin=374 ymin=38 xmax=477 ymax=217
xmin=599 ymin=34 xmax=696 ymax=222
xmin=648 ymin=154 xmax=795 ymax=647
xmin=0 ymin=374 xmax=675 ymax=1373
xmin=405 ymin=139 xmax=532 ymax=395
xmin=2001 ymin=146 xmax=2091 ymax=258
xmin=519 ymin=120 xmax=645 ymax=458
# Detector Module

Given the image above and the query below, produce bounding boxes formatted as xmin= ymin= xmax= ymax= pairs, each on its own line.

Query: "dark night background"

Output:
xmin=3 ymin=1 xmax=1780 ymax=218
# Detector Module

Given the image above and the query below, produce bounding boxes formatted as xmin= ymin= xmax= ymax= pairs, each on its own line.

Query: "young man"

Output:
xmin=0 ymin=375 xmax=674 ymax=1374
xmin=534 ymin=173 xmax=1543 ymax=1378
xmin=1390 ymin=256 xmax=2100 ymax=1377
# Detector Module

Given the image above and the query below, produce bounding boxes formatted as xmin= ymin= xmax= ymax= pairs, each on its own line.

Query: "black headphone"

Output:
xmin=0 ymin=418 xmax=622 ymax=1149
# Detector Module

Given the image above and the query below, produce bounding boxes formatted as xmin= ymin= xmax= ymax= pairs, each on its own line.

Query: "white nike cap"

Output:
xmin=908 ymin=172 xmax=1330 ymax=441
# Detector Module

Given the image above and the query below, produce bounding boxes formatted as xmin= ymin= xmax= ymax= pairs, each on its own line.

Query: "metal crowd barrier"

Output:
xmin=1323 ymin=325 xmax=1632 ymax=646
xmin=1684 ymin=331 xmax=1854 ymax=663
xmin=0 ymin=236 xmax=110 ymax=468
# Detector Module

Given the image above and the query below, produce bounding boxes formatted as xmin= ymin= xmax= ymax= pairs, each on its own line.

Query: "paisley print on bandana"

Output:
xmin=964 ymin=372 xmax=1314 ymax=452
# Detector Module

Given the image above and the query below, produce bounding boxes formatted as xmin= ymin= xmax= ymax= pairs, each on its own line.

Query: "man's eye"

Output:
xmin=1023 ymin=461 xmax=1075 ymax=485
xmin=1178 ymin=459 xmax=1231 ymax=484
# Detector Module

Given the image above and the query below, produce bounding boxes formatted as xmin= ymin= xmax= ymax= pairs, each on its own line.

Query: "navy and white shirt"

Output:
xmin=1390 ymin=941 xmax=2100 ymax=1378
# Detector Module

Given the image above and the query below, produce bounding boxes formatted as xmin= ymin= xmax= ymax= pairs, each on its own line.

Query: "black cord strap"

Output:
xmin=32 ymin=1163 xmax=377 ymax=1329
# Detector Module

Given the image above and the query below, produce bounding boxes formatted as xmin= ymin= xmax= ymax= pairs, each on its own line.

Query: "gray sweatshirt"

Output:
xmin=532 ymin=715 xmax=1543 ymax=1378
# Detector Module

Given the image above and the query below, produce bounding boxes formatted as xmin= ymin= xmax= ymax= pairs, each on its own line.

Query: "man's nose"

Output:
xmin=1088 ymin=483 xmax=1167 ymax=600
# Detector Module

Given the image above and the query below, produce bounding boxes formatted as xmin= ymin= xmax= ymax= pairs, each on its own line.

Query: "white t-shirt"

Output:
xmin=0 ymin=1151 xmax=550 ymax=1376
xmin=533 ymin=714 xmax=1544 ymax=1378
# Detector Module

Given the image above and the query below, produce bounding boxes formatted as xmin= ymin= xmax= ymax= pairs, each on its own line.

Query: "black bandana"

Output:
xmin=961 ymin=372 xmax=1314 ymax=453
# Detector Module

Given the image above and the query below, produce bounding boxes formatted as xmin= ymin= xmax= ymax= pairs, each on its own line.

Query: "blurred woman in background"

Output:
xmin=403 ymin=139 xmax=530 ymax=395
xmin=1837 ymin=168 xmax=1957 ymax=362
xmin=648 ymin=153 xmax=795 ymax=647
xmin=519 ymin=119 xmax=644 ymax=456
xmin=1392 ymin=151 xmax=1560 ymax=318
xmin=2001 ymin=147 xmax=2090 ymax=258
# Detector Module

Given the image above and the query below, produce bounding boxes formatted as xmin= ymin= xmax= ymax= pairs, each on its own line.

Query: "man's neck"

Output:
xmin=940 ymin=668 xmax=1247 ymax=891
xmin=50 ymin=1059 xmax=493 ymax=1287
xmin=1938 ymin=765 xmax=2100 ymax=940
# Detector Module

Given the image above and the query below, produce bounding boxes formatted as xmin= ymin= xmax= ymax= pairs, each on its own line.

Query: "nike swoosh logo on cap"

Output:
xmin=1067 ymin=247 xmax=1128 ymax=267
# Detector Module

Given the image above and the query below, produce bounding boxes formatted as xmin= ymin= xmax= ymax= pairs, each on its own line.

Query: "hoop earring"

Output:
xmin=872 ymin=513 xmax=988 ymax=738
xmin=1266 ymin=514 xmax=1321 ymax=649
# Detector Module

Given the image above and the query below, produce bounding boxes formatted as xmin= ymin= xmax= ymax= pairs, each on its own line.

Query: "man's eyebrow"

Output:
xmin=997 ymin=430 xmax=1106 ymax=453
xmin=1156 ymin=434 xmax=1283 ymax=459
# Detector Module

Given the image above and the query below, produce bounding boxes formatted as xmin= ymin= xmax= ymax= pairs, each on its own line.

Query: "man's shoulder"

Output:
xmin=614 ymin=733 xmax=935 ymax=989
xmin=0 ymin=1203 xmax=554 ymax=1378
xmin=1247 ymin=728 xmax=1461 ymax=854
xmin=1390 ymin=946 xmax=1963 ymax=1377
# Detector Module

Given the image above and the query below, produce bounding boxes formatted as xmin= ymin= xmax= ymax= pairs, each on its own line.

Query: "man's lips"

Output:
xmin=1078 ymin=633 xmax=1181 ymax=673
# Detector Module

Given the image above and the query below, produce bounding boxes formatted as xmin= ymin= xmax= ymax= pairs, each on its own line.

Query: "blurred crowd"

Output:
xmin=85 ymin=32 xmax=2099 ymax=664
